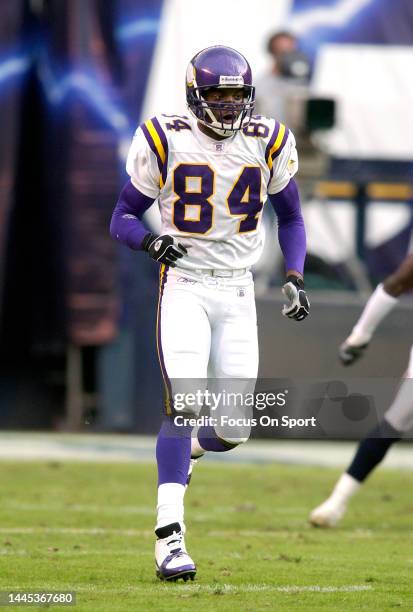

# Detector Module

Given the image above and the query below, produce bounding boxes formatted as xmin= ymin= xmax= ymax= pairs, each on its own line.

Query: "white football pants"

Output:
xmin=157 ymin=265 xmax=259 ymax=421
xmin=385 ymin=344 xmax=413 ymax=433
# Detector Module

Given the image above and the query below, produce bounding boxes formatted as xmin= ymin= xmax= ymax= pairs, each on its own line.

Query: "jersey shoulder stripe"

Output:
xmin=265 ymin=121 xmax=290 ymax=174
xmin=140 ymin=117 xmax=169 ymax=187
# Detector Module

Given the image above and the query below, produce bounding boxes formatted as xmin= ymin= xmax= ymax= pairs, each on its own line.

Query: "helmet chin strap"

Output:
xmin=201 ymin=118 xmax=237 ymax=137
xmin=209 ymin=126 xmax=235 ymax=137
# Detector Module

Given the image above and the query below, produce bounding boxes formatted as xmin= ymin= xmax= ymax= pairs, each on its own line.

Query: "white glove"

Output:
xmin=282 ymin=276 xmax=310 ymax=321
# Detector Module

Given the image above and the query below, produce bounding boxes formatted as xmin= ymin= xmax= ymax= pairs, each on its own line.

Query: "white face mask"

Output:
xmin=188 ymin=87 xmax=255 ymax=136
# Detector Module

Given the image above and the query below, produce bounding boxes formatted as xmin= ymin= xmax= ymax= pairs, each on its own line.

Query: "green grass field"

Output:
xmin=0 ymin=459 xmax=412 ymax=611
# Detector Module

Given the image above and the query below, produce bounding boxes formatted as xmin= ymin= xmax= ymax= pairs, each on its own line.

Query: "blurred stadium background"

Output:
xmin=0 ymin=0 xmax=412 ymax=441
xmin=2 ymin=4 xmax=413 ymax=607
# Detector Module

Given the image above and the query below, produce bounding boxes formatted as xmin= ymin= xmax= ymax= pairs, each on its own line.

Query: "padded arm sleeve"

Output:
xmin=110 ymin=180 xmax=155 ymax=250
xmin=268 ymin=178 xmax=306 ymax=275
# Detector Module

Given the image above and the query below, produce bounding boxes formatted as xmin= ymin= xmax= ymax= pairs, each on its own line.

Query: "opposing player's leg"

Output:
xmin=193 ymin=275 xmax=259 ymax=456
xmin=155 ymin=266 xmax=211 ymax=580
xmin=339 ymin=284 xmax=398 ymax=365
xmin=340 ymin=255 xmax=413 ymax=365
xmin=310 ymin=418 xmax=401 ymax=527
xmin=309 ymin=368 xmax=413 ymax=527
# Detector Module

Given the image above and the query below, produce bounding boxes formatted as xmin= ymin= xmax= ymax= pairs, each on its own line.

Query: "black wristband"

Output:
xmin=141 ymin=232 xmax=157 ymax=252
xmin=286 ymin=275 xmax=304 ymax=289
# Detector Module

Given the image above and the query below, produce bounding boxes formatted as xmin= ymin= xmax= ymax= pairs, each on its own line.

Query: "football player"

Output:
xmin=110 ymin=46 xmax=309 ymax=580
xmin=310 ymin=253 xmax=413 ymax=527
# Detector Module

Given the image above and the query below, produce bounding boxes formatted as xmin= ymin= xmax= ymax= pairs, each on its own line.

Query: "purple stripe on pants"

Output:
xmin=157 ymin=265 xmax=174 ymax=414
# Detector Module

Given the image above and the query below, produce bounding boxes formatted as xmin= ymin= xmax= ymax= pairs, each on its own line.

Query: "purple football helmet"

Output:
xmin=186 ymin=45 xmax=255 ymax=136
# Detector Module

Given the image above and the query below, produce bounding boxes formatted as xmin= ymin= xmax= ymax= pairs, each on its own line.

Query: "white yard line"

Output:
xmin=1 ymin=501 xmax=306 ymax=517
xmin=0 ymin=549 xmax=149 ymax=556
xmin=0 ymin=527 xmax=153 ymax=536
xmin=0 ymin=583 xmax=374 ymax=594
xmin=81 ymin=583 xmax=373 ymax=594
xmin=2 ymin=502 xmax=154 ymax=515
xmin=0 ymin=527 xmax=408 ymax=540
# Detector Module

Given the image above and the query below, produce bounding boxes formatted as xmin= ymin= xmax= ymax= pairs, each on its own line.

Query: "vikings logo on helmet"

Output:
xmin=186 ymin=63 xmax=196 ymax=88
xmin=186 ymin=45 xmax=255 ymax=136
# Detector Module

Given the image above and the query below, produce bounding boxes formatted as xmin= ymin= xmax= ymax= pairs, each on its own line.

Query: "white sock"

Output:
xmin=329 ymin=473 xmax=361 ymax=506
xmin=156 ymin=483 xmax=185 ymax=531
xmin=348 ymin=284 xmax=398 ymax=345
xmin=406 ymin=345 xmax=413 ymax=378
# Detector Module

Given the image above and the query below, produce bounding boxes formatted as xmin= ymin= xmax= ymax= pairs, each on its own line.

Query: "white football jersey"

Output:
xmin=126 ymin=113 xmax=298 ymax=271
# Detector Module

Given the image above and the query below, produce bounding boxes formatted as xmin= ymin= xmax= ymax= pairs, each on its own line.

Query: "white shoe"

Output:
xmin=155 ymin=522 xmax=196 ymax=582
xmin=309 ymin=498 xmax=347 ymax=528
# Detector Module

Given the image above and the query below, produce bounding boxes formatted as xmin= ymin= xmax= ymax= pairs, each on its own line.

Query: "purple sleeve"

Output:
xmin=110 ymin=180 xmax=155 ymax=250
xmin=268 ymin=178 xmax=306 ymax=275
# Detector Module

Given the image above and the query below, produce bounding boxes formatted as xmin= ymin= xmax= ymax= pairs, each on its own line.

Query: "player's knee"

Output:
xmin=214 ymin=415 xmax=252 ymax=446
xmin=384 ymin=381 xmax=413 ymax=432
xmin=384 ymin=274 xmax=413 ymax=297
xmin=173 ymin=405 xmax=200 ymax=418
xmin=172 ymin=389 xmax=204 ymax=417
xmin=226 ymin=435 xmax=249 ymax=446
xmin=384 ymin=412 xmax=412 ymax=434
xmin=216 ymin=432 xmax=250 ymax=447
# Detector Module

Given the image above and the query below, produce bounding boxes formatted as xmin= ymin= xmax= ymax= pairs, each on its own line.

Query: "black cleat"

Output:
xmin=156 ymin=568 xmax=196 ymax=582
